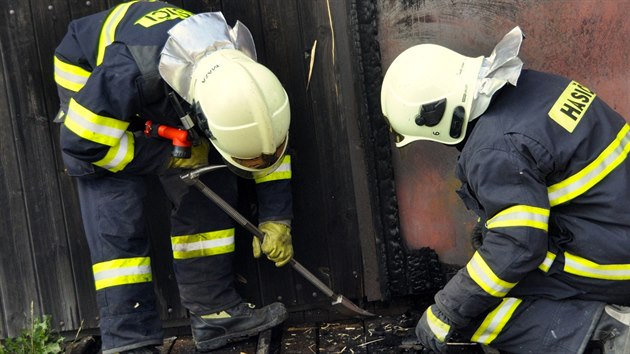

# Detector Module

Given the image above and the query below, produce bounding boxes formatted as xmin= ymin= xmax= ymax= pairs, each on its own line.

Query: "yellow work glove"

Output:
xmin=252 ymin=222 xmax=293 ymax=267
xmin=168 ymin=139 xmax=209 ymax=169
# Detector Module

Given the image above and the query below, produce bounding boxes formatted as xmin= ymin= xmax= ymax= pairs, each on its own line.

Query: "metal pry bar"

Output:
xmin=180 ymin=165 xmax=375 ymax=318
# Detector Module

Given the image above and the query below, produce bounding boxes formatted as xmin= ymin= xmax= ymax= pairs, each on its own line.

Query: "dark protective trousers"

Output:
xmin=457 ymin=297 xmax=605 ymax=354
xmin=75 ymin=167 xmax=242 ymax=353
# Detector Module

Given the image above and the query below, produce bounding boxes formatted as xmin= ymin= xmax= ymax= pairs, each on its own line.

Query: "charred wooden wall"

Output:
xmin=0 ymin=0 xmax=405 ymax=339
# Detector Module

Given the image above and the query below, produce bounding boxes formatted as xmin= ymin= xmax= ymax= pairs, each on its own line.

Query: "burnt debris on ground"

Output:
xmin=62 ymin=297 xmax=486 ymax=353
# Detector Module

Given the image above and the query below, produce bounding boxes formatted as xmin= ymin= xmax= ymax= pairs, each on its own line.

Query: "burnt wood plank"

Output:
xmin=220 ymin=0 xmax=266 ymax=63
xmin=180 ymin=0 xmax=221 ymax=14
xmin=293 ymin=0 xmax=366 ymax=301
xmin=69 ymin=0 xmax=110 ymax=19
xmin=45 ymin=0 xmax=103 ymax=331
xmin=0 ymin=23 xmax=39 ymax=340
xmin=0 ymin=0 xmax=78 ymax=336
xmin=9 ymin=0 xmax=83 ymax=329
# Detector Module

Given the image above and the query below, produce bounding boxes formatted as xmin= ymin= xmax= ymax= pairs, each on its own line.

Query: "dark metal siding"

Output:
xmin=0 ymin=0 xmax=391 ymax=338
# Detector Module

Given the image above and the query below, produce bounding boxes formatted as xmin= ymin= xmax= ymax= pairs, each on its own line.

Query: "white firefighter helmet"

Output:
xmin=380 ymin=44 xmax=484 ymax=147
xmin=191 ymin=49 xmax=290 ymax=178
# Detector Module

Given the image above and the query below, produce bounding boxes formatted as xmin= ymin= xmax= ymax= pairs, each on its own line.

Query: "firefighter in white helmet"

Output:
xmin=381 ymin=27 xmax=630 ymax=353
xmin=54 ymin=2 xmax=292 ymax=353
xmin=187 ymin=49 xmax=290 ymax=179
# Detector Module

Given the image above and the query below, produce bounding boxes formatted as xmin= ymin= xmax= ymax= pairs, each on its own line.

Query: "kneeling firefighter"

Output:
xmin=381 ymin=27 xmax=630 ymax=353
xmin=54 ymin=2 xmax=293 ymax=353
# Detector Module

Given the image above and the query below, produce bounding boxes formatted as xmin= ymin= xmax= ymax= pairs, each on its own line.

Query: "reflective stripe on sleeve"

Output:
xmin=54 ymin=56 xmax=90 ymax=92
xmin=564 ymin=252 xmax=630 ymax=280
xmin=471 ymin=297 xmax=522 ymax=344
xmin=171 ymin=229 xmax=235 ymax=259
xmin=427 ymin=307 xmax=451 ymax=342
xmin=486 ymin=205 xmax=549 ymax=232
xmin=64 ymin=98 xmax=130 ymax=146
xmin=97 ymin=1 xmax=140 ymax=65
xmin=548 ymin=124 xmax=630 ymax=206
xmin=538 ymin=251 xmax=557 ymax=273
xmin=255 ymin=155 xmax=292 ymax=184
xmin=92 ymin=256 xmax=152 ymax=290
xmin=94 ymin=131 xmax=134 ymax=172
xmin=466 ymin=252 xmax=517 ymax=297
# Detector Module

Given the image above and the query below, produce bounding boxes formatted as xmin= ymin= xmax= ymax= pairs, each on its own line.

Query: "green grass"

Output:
xmin=0 ymin=303 xmax=63 ymax=354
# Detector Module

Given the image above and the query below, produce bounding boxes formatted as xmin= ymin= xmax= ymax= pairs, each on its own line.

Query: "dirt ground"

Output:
xmin=63 ymin=298 xmax=487 ymax=354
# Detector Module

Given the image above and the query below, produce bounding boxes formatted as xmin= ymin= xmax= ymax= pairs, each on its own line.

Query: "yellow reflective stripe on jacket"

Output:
xmin=96 ymin=1 xmax=140 ymax=65
xmin=467 ymin=252 xmax=517 ymax=297
xmin=92 ymin=256 xmax=152 ymax=290
xmin=538 ymin=251 xmax=557 ymax=273
xmin=486 ymin=205 xmax=549 ymax=232
xmin=427 ymin=307 xmax=451 ymax=342
xmin=54 ymin=56 xmax=90 ymax=92
xmin=255 ymin=155 xmax=292 ymax=184
xmin=171 ymin=229 xmax=235 ymax=259
xmin=564 ymin=252 xmax=630 ymax=280
xmin=64 ymin=98 xmax=130 ymax=146
xmin=471 ymin=297 xmax=522 ymax=344
xmin=93 ymin=131 xmax=134 ymax=172
xmin=548 ymin=124 xmax=630 ymax=206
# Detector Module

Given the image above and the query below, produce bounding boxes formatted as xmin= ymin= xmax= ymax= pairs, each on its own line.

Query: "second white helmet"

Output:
xmin=381 ymin=44 xmax=483 ymax=146
xmin=191 ymin=49 xmax=290 ymax=178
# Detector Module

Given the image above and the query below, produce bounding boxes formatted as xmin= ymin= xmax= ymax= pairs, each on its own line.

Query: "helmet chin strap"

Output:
xmin=470 ymin=26 xmax=525 ymax=121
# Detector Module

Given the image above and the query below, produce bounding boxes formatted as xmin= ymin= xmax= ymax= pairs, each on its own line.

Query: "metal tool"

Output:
xmin=180 ymin=165 xmax=375 ymax=318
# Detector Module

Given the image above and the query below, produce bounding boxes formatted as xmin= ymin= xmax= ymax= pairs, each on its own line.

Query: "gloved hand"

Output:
xmin=252 ymin=221 xmax=293 ymax=267
xmin=168 ymin=139 xmax=209 ymax=169
xmin=416 ymin=304 xmax=454 ymax=353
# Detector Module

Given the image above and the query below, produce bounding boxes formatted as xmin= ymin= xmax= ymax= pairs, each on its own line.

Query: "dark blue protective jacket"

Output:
xmin=437 ymin=70 xmax=630 ymax=327
xmin=54 ymin=0 xmax=292 ymax=221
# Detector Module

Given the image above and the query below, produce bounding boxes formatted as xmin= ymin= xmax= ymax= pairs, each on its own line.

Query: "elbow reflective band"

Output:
xmin=548 ymin=124 xmax=630 ymax=206
xmin=427 ymin=307 xmax=451 ymax=342
xmin=92 ymin=257 xmax=152 ymax=290
xmin=564 ymin=252 xmax=630 ymax=280
xmin=466 ymin=252 xmax=517 ymax=297
xmin=54 ymin=56 xmax=90 ymax=92
xmin=254 ymin=155 xmax=292 ymax=184
xmin=96 ymin=1 xmax=139 ymax=65
xmin=94 ymin=131 xmax=135 ymax=172
xmin=538 ymin=251 xmax=557 ymax=273
xmin=170 ymin=228 xmax=235 ymax=259
xmin=471 ymin=297 xmax=522 ymax=344
xmin=64 ymin=98 xmax=130 ymax=146
xmin=486 ymin=205 xmax=549 ymax=232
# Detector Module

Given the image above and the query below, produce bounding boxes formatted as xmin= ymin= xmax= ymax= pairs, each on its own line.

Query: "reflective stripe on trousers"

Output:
xmin=76 ymin=167 xmax=242 ymax=353
xmin=459 ymin=297 xmax=604 ymax=354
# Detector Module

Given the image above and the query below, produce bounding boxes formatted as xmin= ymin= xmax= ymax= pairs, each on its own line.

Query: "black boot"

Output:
xmin=590 ymin=304 xmax=630 ymax=353
xmin=191 ymin=302 xmax=288 ymax=352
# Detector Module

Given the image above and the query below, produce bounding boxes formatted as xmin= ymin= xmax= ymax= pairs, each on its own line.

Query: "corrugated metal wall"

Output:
xmin=0 ymin=0 xmax=392 ymax=338
xmin=377 ymin=0 xmax=630 ymax=265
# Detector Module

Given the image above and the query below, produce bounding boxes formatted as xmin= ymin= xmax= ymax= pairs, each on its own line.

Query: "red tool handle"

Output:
xmin=144 ymin=120 xmax=192 ymax=158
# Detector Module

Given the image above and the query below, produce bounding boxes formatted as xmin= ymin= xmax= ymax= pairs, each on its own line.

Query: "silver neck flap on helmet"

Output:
xmin=158 ymin=12 xmax=257 ymax=104
xmin=470 ymin=26 xmax=524 ymax=120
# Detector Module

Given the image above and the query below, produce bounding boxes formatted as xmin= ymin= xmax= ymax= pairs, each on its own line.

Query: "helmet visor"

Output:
xmin=232 ymin=138 xmax=287 ymax=170
xmin=222 ymin=136 xmax=288 ymax=179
